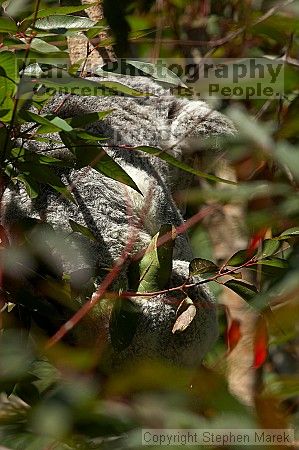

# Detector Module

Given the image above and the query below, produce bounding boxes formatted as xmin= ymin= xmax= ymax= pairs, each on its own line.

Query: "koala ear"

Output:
xmin=169 ymin=99 xmax=236 ymax=156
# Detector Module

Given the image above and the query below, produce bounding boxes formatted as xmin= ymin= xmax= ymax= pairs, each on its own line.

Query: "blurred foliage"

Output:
xmin=0 ymin=0 xmax=299 ymax=448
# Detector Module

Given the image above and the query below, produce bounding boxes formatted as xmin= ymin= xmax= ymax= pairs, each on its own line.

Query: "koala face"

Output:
xmin=1 ymin=75 xmax=234 ymax=370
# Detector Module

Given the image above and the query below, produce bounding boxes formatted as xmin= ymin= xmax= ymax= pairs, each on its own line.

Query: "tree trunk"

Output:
xmin=67 ymin=0 xmax=115 ymax=74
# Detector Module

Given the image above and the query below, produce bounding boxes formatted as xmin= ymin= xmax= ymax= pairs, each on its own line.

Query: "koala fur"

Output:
xmin=1 ymin=75 xmax=235 ymax=370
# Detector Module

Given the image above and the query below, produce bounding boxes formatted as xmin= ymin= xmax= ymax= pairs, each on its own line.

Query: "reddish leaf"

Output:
xmin=247 ymin=227 xmax=267 ymax=256
xmin=226 ymin=319 xmax=242 ymax=352
xmin=253 ymin=317 xmax=268 ymax=369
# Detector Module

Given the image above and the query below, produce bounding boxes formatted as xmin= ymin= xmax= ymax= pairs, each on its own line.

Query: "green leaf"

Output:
xmin=127 ymin=60 xmax=187 ymax=88
xmin=189 ymin=258 xmax=218 ymax=276
xmin=93 ymin=80 xmax=147 ymax=96
xmin=60 ymin=131 xmax=141 ymax=193
xmin=265 ymin=376 xmax=299 ymax=400
xmin=67 ymin=110 xmax=114 ymax=128
xmin=224 ymin=279 xmax=258 ymax=302
xmin=34 ymin=15 xmax=95 ymax=31
xmin=36 ymin=75 xmax=145 ymax=97
xmin=29 ymin=360 xmax=59 ymax=394
xmin=69 ymin=219 xmax=97 ymax=242
xmin=10 ymin=147 xmax=69 ymax=168
xmin=256 ymin=257 xmax=288 ymax=269
xmin=72 ymin=130 xmax=107 ymax=141
xmin=135 ymin=146 xmax=236 ymax=185
xmin=21 ymin=4 xmax=98 ymax=30
xmin=20 ymin=38 xmax=61 ymax=54
xmin=172 ymin=297 xmax=197 ymax=334
xmin=19 ymin=111 xmax=73 ymax=134
xmin=0 ymin=97 xmax=14 ymax=122
xmin=0 ymin=17 xmax=17 ymax=32
xmin=227 ymin=249 xmax=251 ymax=267
xmin=278 ymin=227 xmax=299 ymax=239
xmin=130 ymin=224 xmax=176 ymax=293
xmin=252 ymin=12 xmax=299 ymax=36
xmin=47 ymin=117 xmax=73 ymax=132
xmin=0 ymin=51 xmax=18 ymax=89
xmin=16 ymin=162 xmax=76 ymax=204
xmin=15 ymin=174 xmax=40 ymax=199
xmin=274 ymin=142 xmax=299 ymax=181
xmin=18 ymin=110 xmax=62 ymax=132
xmin=109 ymin=298 xmax=141 ymax=351
xmin=258 ymin=239 xmax=280 ymax=258
xmin=85 ymin=23 xmax=107 ymax=40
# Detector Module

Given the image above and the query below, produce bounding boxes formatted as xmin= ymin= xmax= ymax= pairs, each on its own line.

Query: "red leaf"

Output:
xmin=253 ymin=317 xmax=268 ymax=369
xmin=247 ymin=227 xmax=267 ymax=256
xmin=226 ymin=319 xmax=242 ymax=352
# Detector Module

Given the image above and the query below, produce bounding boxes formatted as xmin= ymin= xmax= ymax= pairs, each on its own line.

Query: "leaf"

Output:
xmin=72 ymin=130 xmax=107 ymax=141
xmin=265 ymin=376 xmax=299 ymax=400
xmin=0 ymin=17 xmax=17 ymax=32
xmin=20 ymin=38 xmax=61 ymax=54
xmin=10 ymin=147 xmax=69 ymax=168
xmin=36 ymin=117 xmax=73 ymax=134
xmin=278 ymin=227 xmax=299 ymax=239
xmin=189 ymin=258 xmax=218 ymax=276
xmin=135 ymin=146 xmax=236 ymax=185
xmin=127 ymin=60 xmax=188 ymax=88
xmin=37 ymin=75 xmax=145 ymax=97
xmin=0 ymin=51 xmax=18 ymax=89
xmin=224 ymin=279 xmax=258 ymax=302
xmin=85 ymin=21 xmax=107 ymax=40
xmin=252 ymin=12 xmax=299 ymax=36
xmin=109 ymin=298 xmax=141 ymax=351
xmin=34 ymin=15 xmax=95 ymax=31
xmin=226 ymin=249 xmax=251 ymax=267
xmin=22 ymin=63 xmax=44 ymax=77
xmin=226 ymin=318 xmax=242 ymax=352
xmin=16 ymin=162 xmax=76 ymax=204
xmin=98 ymin=81 xmax=149 ymax=97
xmin=20 ymin=4 xmax=98 ymax=30
xmin=15 ymin=174 xmax=40 ymax=199
xmin=253 ymin=316 xmax=268 ymax=369
xmin=131 ymin=224 xmax=176 ymax=293
xmin=274 ymin=142 xmax=299 ymax=182
xmin=29 ymin=360 xmax=59 ymax=394
xmin=67 ymin=110 xmax=114 ymax=128
xmin=172 ymin=298 xmax=197 ymax=334
xmin=258 ymin=239 xmax=280 ymax=258
xmin=69 ymin=219 xmax=97 ymax=242
xmin=60 ymin=131 xmax=141 ymax=193
xmin=18 ymin=110 xmax=63 ymax=133
xmin=256 ymin=257 xmax=288 ymax=269
xmin=46 ymin=117 xmax=73 ymax=132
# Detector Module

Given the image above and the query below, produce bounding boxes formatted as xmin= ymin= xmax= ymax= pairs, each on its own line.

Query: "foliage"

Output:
xmin=0 ymin=0 xmax=299 ymax=448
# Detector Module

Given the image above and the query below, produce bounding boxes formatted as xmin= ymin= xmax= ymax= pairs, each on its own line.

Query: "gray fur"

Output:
xmin=1 ymin=75 xmax=235 ymax=369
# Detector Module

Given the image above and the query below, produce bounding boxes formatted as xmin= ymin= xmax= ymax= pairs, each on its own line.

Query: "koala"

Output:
xmin=1 ymin=75 xmax=235 ymax=371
